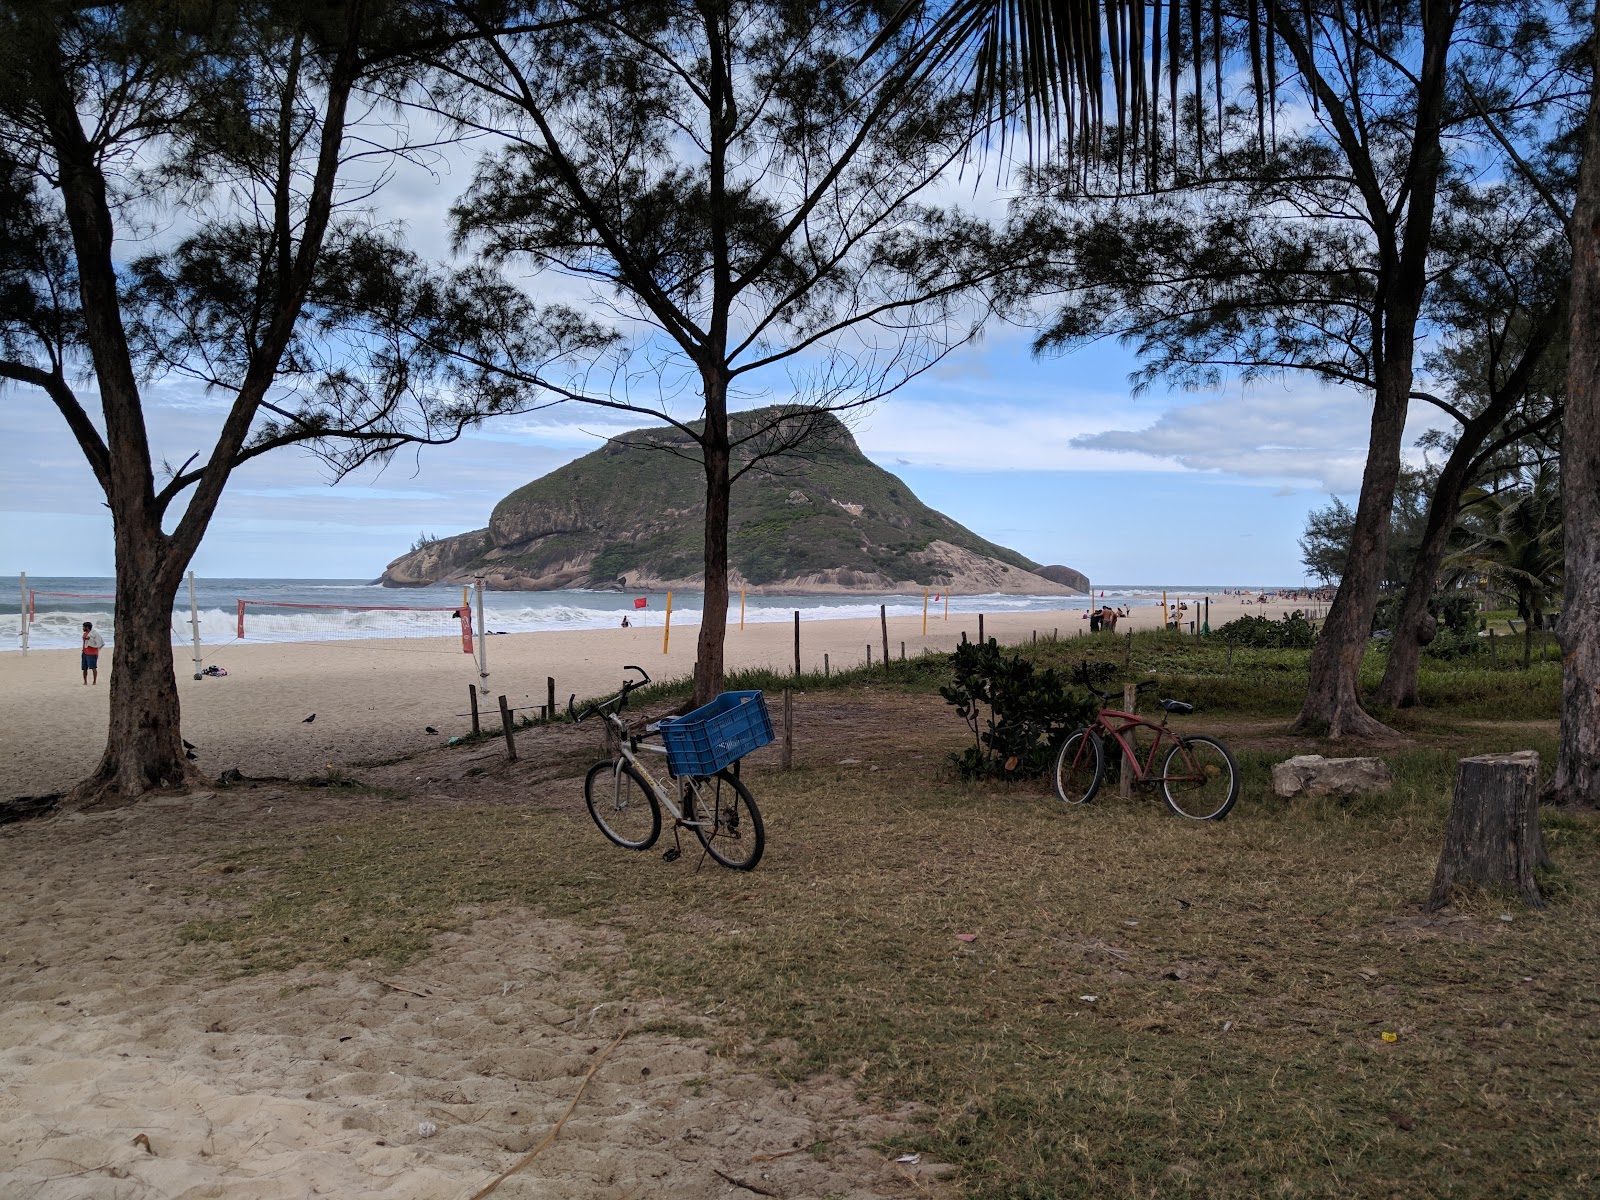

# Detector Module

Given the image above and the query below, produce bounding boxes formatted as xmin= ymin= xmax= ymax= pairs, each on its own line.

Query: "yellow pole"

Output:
xmin=663 ymin=591 xmax=673 ymax=654
xmin=740 ymin=587 xmax=746 ymax=631
xmin=462 ymin=585 xmax=469 ymax=609
xmin=944 ymin=591 xmax=950 ymax=621
xmin=922 ymin=587 xmax=929 ymax=636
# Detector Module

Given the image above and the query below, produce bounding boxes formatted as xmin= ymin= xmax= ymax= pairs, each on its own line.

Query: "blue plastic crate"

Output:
xmin=658 ymin=690 xmax=774 ymax=776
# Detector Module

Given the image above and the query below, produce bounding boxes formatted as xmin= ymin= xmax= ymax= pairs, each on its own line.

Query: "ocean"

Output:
xmin=2 ymin=577 xmax=1287 ymax=652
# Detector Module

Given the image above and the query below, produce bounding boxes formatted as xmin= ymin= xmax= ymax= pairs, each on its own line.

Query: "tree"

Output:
xmin=1013 ymin=1 xmax=1589 ymax=737
xmin=0 ymin=0 xmax=601 ymax=802
xmin=1544 ymin=4 xmax=1599 ymax=807
xmin=423 ymin=0 xmax=1018 ymax=706
xmin=1299 ymin=468 xmax=1437 ymax=593
xmin=1445 ymin=464 xmax=1564 ymax=668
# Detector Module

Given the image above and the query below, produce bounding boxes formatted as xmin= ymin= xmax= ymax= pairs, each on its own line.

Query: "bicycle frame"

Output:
xmin=597 ymin=710 xmax=714 ymax=829
xmin=1092 ymin=708 xmax=1204 ymax=787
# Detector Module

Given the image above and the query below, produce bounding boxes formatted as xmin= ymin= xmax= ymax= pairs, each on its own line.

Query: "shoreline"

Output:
xmin=0 ymin=596 xmax=1316 ymax=797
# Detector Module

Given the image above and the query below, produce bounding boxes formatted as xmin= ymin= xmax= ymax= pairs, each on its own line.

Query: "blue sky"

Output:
xmin=1 ymin=322 xmax=1447 ymax=585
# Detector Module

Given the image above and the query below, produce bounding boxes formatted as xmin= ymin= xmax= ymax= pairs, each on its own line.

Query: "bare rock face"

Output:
xmin=380 ymin=530 xmax=490 ymax=586
xmin=1271 ymin=755 xmax=1394 ymax=799
xmin=1036 ymin=565 xmax=1090 ymax=593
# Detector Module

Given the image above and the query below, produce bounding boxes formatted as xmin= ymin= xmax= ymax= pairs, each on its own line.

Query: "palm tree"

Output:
xmin=1446 ymin=467 xmax=1564 ymax=669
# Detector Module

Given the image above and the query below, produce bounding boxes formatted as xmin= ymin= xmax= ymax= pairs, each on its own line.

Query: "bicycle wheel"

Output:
xmin=1053 ymin=728 xmax=1105 ymax=806
xmin=1161 ymin=736 xmax=1239 ymax=820
xmin=685 ymin=769 xmax=765 ymax=870
xmin=584 ymin=759 xmax=661 ymax=850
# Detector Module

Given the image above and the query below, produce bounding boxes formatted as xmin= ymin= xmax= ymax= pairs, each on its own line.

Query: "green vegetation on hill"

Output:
xmin=385 ymin=408 xmax=1051 ymax=588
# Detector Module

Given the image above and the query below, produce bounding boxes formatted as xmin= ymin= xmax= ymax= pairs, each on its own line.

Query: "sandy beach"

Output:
xmin=0 ymin=595 xmax=1318 ymax=800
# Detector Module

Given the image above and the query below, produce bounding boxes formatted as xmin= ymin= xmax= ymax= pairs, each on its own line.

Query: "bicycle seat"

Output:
xmin=1160 ymin=698 xmax=1194 ymax=714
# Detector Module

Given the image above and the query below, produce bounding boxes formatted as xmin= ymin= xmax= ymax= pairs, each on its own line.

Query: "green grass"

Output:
xmin=172 ymin=633 xmax=1588 ymax=1199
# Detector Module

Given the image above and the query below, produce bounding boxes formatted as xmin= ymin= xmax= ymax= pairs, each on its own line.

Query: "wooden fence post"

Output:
xmin=824 ymin=653 xmax=829 ymax=678
xmin=1427 ymin=751 xmax=1548 ymax=910
xmin=781 ymin=688 xmax=793 ymax=771
xmin=1118 ymin=683 xmax=1137 ymax=799
xmin=901 ymin=640 xmax=906 ymax=661
xmin=547 ymin=677 xmax=556 ymax=723
xmin=497 ymin=695 xmax=518 ymax=762
xmin=793 ymin=610 xmax=801 ymax=676
xmin=866 ymin=643 xmax=872 ymax=667
xmin=468 ymin=685 xmax=480 ymax=735
xmin=880 ymin=604 xmax=890 ymax=673
xmin=978 ymin=613 xmax=985 ymax=643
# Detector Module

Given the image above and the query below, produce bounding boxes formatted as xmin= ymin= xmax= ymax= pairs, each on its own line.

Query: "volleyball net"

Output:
xmin=234 ymin=598 xmax=476 ymax=653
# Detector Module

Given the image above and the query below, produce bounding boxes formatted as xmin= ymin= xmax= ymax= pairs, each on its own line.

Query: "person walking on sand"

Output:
xmin=81 ymin=621 xmax=104 ymax=685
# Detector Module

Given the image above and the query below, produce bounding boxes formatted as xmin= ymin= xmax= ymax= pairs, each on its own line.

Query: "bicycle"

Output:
xmin=572 ymin=666 xmax=768 ymax=870
xmin=1053 ymin=667 xmax=1239 ymax=820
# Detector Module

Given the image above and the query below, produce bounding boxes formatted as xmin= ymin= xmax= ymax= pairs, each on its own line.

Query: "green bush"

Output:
xmin=941 ymin=640 xmax=1094 ymax=781
xmin=1214 ymin=611 xmax=1317 ymax=648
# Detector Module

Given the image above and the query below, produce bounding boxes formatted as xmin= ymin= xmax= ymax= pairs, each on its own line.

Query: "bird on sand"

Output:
xmin=425 ymin=726 xmax=439 ymax=734
xmin=302 ymin=713 xmax=316 ymax=723
xmin=182 ymin=739 xmax=196 ymax=751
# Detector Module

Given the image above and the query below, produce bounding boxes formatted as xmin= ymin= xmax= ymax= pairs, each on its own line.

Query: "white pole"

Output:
xmin=475 ymin=577 xmax=489 ymax=693
xmin=187 ymin=571 xmax=204 ymax=679
xmin=19 ymin=571 xmax=27 ymax=655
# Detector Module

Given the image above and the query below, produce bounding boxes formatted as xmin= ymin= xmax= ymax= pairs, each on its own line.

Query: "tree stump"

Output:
xmin=1426 ymin=752 xmax=1549 ymax=911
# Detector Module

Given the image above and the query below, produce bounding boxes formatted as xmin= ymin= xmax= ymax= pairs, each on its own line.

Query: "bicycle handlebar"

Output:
xmin=569 ymin=665 xmax=653 ymax=723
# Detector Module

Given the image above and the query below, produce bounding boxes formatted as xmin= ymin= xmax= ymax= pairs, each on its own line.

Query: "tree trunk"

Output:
xmin=70 ymin=510 xmax=194 ymax=806
xmin=692 ymin=376 xmax=732 ymax=710
xmin=1546 ymin=9 xmax=1600 ymax=807
xmin=1427 ymin=751 xmax=1548 ymax=910
xmin=1376 ymin=504 xmax=1456 ymax=709
xmin=1294 ymin=378 xmax=1409 ymax=738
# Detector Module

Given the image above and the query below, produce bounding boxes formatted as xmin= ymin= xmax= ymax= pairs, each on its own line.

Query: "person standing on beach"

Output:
xmin=81 ymin=621 xmax=104 ymax=685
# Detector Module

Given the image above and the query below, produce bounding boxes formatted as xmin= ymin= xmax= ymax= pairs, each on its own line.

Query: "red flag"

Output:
xmin=633 ymin=597 xmax=648 ymax=609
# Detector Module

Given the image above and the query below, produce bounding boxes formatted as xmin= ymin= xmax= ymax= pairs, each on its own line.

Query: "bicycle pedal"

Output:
xmin=662 ymin=847 xmax=681 ymax=863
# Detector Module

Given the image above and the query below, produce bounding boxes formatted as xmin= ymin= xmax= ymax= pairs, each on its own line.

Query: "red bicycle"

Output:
xmin=1053 ymin=669 xmax=1239 ymax=820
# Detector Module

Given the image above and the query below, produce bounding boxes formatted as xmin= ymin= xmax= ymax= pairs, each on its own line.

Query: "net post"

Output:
xmin=236 ymin=598 xmax=246 ymax=639
xmin=475 ymin=578 xmax=489 ymax=694
xmin=19 ymin=571 xmax=27 ymax=655
xmin=187 ymin=571 xmax=203 ymax=679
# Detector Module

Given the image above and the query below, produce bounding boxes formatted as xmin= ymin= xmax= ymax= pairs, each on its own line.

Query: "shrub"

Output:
xmin=1214 ymin=611 xmax=1317 ymax=648
xmin=941 ymin=640 xmax=1094 ymax=781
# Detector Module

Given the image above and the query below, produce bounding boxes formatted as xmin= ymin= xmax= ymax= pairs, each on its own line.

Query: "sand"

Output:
xmin=0 ymin=784 xmax=957 ymax=1198
xmin=1 ymin=595 xmax=1312 ymax=801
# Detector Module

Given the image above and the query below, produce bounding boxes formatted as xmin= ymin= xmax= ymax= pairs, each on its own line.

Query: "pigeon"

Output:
xmin=302 ymin=713 xmax=316 ymax=724
xmin=182 ymin=739 xmax=196 ymax=751
xmin=425 ymin=726 xmax=439 ymax=735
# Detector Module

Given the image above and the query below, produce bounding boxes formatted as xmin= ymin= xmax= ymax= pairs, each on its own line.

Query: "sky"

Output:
xmin=0 ymin=81 xmax=1452 ymax=588
xmin=2 ymin=324 xmax=1449 ymax=586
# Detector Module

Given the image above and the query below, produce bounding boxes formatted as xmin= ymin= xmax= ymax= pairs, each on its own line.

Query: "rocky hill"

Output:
xmin=380 ymin=409 xmax=1084 ymax=594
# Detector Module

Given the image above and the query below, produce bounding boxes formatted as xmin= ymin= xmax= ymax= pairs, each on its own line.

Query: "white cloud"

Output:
xmin=1069 ymin=386 xmax=1450 ymax=493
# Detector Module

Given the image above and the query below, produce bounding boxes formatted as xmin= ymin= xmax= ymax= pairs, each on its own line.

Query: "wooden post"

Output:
xmin=1118 ymin=683 xmax=1137 ymax=799
xmin=866 ymin=643 xmax=872 ymax=667
xmin=978 ymin=613 xmax=985 ymax=643
xmin=793 ymin=610 xmax=801 ymax=676
xmin=663 ymin=590 xmax=673 ymax=654
xmin=1427 ymin=751 xmax=1549 ymax=911
xmin=781 ymin=688 xmax=793 ymax=771
xmin=1032 ymin=629 xmax=1037 ymax=645
xmin=497 ymin=695 xmax=517 ymax=762
xmin=824 ymin=653 xmax=829 ymax=678
xmin=546 ymin=677 xmax=556 ymax=723
xmin=1489 ymin=628 xmax=1497 ymax=668
xmin=880 ymin=605 xmax=890 ymax=673
xmin=468 ymin=685 xmax=480 ymax=735
xmin=901 ymin=640 xmax=906 ymax=661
